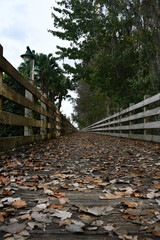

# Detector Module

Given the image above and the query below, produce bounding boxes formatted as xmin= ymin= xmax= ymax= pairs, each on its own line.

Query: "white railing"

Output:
xmin=82 ymin=94 xmax=160 ymax=142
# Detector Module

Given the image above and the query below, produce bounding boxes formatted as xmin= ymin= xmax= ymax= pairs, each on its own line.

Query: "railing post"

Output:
xmin=55 ymin=109 xmax=61 ymax=137
xmin=40 ymin=97 xmax=47 ymax=136
xmin=49 ymin=106 xmax=55 ymax=137
xmin=144 ymin=95 xmax=150 ymax=136
xmin=119 ymin=108 xmax=123 ymax=135
xmin=129 ymin=103 xmax=134 ymax=135
xmin=0 ymin=45 xmax=3 ymax=137
xmin=24 ymin=59 xmax=34 ymax=136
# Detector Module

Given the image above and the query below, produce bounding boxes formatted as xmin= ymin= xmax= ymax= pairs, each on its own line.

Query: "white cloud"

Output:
xmin=0 ymin=0 xmax=77 ymax=121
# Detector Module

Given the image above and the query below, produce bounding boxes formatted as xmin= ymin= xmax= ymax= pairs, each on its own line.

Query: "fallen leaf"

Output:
xmin=0 ymin=212 xmax=9 ymax=222
xmin=12 ymin=200 xmax=27 ymax=209
xmin=154 ymin=230 xmax=160 ymax=236
xmin=103 ymin=224 xmax=115 ymax=231
xmin=100 ymin=192 xmax=121 ymax=199
xmin=59 ymin=219 xmax=72 ymax=227
xmin=59 ymin=197 xmax=70 ymax=205
xmin=92 ymin=220 xmax=104 ymax=226
xmin=21 ymin=182 xmax=36 ymax=187
xmin=78 ymin=214 xmax=94 ymax=224
xmin=48 ymin=204 xmax=62 ymax=209
xmin=124 ymin=208 xmax=141 ymax=216
xmin=52 ymin=210 xmax=72 ymax=220
xmin=122 ymin=214 xmax=139 ymax=220
xmin=0 ymin=222 xmax=26 ymax=233
xmin=17 ymin=213 xmax=31 ymax=220
xmin=65 ymin=224 xmax=84 ymax=233
xmin=146 ymin=192 xmax=155 ymax=199
xmin=156 ymin=199 xmax=160 ymax=205
xmin=78 ymin=205 xmax=113 ymax=216
xmin=153 ymin=184 xmax=160 ymax=190
xmin=27 ymin=221 xmax=44 ymax=230
xmin=54 ymin=191 xmax=65 ymax=198
xmin=87 ymin=226 xmax=97 ymax=230
xmin=122 ymin=200 xmax=138 ymax=208
xmin=37 ymin=183 xmax=49 ymax=190
xmin=0 ymin=177 xmax=8 ymax=183
xmin=2 ymin=189 xmax=13 ymax=196
xmin=31 ymin=212 xmax=52 ymax=223
xmin=1 ymin=197 xmax=20 ymax=205
xmin=44 ymin=189 xmax=54 ymax=195
xmin=31 ymin=175 xmax=39 ymax=179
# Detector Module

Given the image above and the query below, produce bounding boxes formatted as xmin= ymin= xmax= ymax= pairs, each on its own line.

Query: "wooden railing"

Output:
xmin=82 ymin=94 xmax=160 ymax=142
xmin=0 ymin=45 xmax=76 ymax=152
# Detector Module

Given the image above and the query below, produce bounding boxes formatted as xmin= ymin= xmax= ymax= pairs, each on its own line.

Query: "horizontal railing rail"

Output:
xmin=82 ymin=94 xmax=160 ymax=142
xmin=0 ymin=45 xmax=76 ymax=152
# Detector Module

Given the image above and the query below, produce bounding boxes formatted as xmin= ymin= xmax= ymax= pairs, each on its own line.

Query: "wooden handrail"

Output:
xmin=0 ymin=45 xmax=76 ymax=151
xmin=83 ymin=94 xmax=160 ymax=143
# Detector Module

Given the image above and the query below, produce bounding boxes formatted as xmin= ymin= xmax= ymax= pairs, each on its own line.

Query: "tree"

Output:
xmin=50 ymin=0 xmax=160 ymax=126
xmin=19 ymin=52 xmax=74 ymax=110
xmin=72 ymin=80 xmax=107 ymax=129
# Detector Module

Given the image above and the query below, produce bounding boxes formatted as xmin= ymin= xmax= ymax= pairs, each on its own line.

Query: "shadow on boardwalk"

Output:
xmin=0 ymin=132 xmax=160 ymax=239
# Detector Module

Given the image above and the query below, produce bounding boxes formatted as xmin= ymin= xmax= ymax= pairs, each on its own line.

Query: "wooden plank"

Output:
xmin=0 ymin=83 xmax=55 ymax=120
xmin=88 ymin=107 xmax=160 ymax=130
xmin=89 ymin=132 xmax=160 ymax=143
xmin=88 ymin=121 xmax=160 ymax=132
xmin=0 ymin=133 xmax=54 ymax=152
xmin=86 ymin=94 xmax=160 ymax=129
xmin=0 ymin=110 xmax=55 ymax=128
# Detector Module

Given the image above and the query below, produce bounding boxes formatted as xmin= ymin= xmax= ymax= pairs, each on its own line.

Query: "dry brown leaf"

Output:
xmin=0 ymin=177 xmax=8 ymax=183
xmin=31 ymin=175 xmax=39 ymax=179
xmin=54 ymin=191 xmax=66 ymax=198
xmin=59 ymin=197 xmax=70 ymax=204
xmin=100 ymin=193 xmax=121 ymax=200
xmin=78 ymin=214 xmax=93 ymax=224
xmin=59 ymin=219 xmax=72 ymax=227
xmin=54 ymin=171 xmax=61 ymax=175
xmin=153 ymin=184 xmax=160 ymax=189
xmin=21 ymin=182 xmax=36 ymax=187
xmin=44 ymin=189 xmax=54 ymax=195
xmin=122 ymin=214 xmax=139 ymax=220
xmin=134 ymin=192 xmax=141 ymax=198
xmin=0 ymin=215 xmax=4 ymax=223
xmin=17 ymin=213 xmax=31 ymax=220
xmin=122 ymin=200 xmax=138 ymax=208
xmin=48 ymin=204 xmax=62 ymax=209
xmin=124 ymin=208 xmax=141 ymax=216
xmin=12 ymin=200 xmax=27 ymax=209
xmin=2 ymin=189 xmax=13 ymax=196
xmin=37 ymin=183 xmax=49 ymax=189
xmin=154 ymin=230 xmax=160 ymax=236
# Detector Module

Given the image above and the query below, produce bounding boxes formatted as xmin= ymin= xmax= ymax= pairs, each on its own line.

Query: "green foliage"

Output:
xmin=1 ymin=74 xmax=24 ymax=137
xmin=35 ymin=53 xmax=75 ymax=109
xmin=50 ymin=0 xmax=160 ymax=127
xmin=72 ymin=81 xmax=107 ymax=129
xmin=1 ymin=51 xmax=74 ymax=137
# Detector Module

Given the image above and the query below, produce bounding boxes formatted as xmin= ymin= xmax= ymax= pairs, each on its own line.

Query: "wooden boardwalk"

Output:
xmin=0 ymin=132 xmax=160 ymax=239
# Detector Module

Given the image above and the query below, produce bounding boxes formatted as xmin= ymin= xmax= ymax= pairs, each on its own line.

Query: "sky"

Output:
xmin=0 ymin=0 xmax=77 ymax=123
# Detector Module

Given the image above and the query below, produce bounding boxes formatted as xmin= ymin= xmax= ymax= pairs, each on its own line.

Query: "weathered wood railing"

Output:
xmin=82 ymin=94 xmax=160 ymax=142
xmin=0 ymin=45 xmax=76 ymax=152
